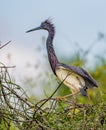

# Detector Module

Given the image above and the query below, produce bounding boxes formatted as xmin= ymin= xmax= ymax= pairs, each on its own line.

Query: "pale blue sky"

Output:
xmin=0 ymin=0 xmax=106 ymax=55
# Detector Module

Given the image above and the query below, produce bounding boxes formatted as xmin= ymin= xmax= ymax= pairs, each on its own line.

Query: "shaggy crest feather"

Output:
xmin=43 ymin=18 xmax=55 ymax=35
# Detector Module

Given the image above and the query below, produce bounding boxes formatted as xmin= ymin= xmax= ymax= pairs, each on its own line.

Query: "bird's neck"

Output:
xmin=46 ymin=32 xmax=59 ymax=74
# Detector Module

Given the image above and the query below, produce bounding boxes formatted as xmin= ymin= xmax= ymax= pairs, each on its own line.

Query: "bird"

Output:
xmin=26 ymin=18 xmax=98 ymax=98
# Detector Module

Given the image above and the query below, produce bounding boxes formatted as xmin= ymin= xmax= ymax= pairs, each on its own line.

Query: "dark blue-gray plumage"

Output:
xmin=26 ymin=18 xmax=98 ymax=97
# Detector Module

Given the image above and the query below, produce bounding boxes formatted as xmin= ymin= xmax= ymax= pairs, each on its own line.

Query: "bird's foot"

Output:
xmin=54 ymin=96 xmax=67 ymax=101
xmin=54 ymin=94 xmax=75 ymax=101
xmin=63 ymin=94 xmax=73 ymax=98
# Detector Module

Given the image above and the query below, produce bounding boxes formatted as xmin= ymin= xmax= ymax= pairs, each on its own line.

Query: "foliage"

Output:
xmin=0 ymin=37 xmax=106 ymax=130
xmin=0 ymin=63 xmax=106 ymax=130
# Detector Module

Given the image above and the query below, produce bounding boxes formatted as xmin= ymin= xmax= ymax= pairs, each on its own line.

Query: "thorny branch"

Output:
xmin=0 ymin=41 xmax=11 ymax=49
xmin=0 ymin=64 xmax=105 ymax=130
xmin=0 ymin=41 xmax=105 ymax=129
xmin=0 ymin=62 xmax=77 ymax=130
xmin=33 ymin=72 xmax=72 ymax=114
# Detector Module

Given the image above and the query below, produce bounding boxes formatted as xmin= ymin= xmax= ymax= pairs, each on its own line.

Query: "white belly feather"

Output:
xmin=56 ymin=66 xmax=85 ymax=92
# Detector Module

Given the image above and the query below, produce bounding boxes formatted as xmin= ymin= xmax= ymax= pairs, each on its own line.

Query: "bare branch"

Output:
xmin=0 ymin=41 xmax=11 ymax=49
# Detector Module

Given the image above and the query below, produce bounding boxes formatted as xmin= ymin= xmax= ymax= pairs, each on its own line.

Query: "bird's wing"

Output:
xmin=56 ymin=63 xmax=98 ymax=88
xmin=55 ymin=64 xmax=87 ymax=96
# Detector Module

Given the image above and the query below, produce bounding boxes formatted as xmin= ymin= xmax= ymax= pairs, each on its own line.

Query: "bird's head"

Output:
xmin=26 ymin=18 xmax=55 ymax=35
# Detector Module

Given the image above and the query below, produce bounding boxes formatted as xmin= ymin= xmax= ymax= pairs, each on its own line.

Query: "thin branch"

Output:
xmin=0 ymin=41 xmax=11 ymax=49
xmin=33 ymin=72 xmax=71 ymax=117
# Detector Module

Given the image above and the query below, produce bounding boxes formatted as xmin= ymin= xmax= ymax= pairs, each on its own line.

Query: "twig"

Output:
xmin=33 ymin=72 xmax=72 ymax=117
xmin=0 ymin=66 xmax=16 ymax=68
xmin=0 ymin=41 xmax=11 ymax=49
xmin=2 ymin=84 xmax=33 ymax=108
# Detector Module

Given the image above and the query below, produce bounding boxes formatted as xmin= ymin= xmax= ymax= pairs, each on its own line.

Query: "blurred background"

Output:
xmin=0 ymin=0 xmax=106 ymax=102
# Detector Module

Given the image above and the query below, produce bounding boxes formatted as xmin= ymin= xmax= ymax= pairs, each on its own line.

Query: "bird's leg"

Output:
xmin=55 ymin=90 xmax=79 ymax=101
xmin=54 ymin=95 xmax=67 ymax=101
xmin=55 ymin=94 xmax=73 ymax=101
xmin=71 ymin=90 xmax=78 ymax=118
xmin=87 ymin=93 xmax=92 ymax=104
xmin=63 ymin=91 xmax=79 ymax=98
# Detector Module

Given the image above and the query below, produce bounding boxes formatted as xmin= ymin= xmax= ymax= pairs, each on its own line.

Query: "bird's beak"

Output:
xmin=26 ymin=26 xmax=41 ymax=33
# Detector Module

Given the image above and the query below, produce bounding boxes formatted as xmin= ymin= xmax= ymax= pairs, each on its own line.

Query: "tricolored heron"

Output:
xmin=26 ymin=18 xmax=98 ymax=98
